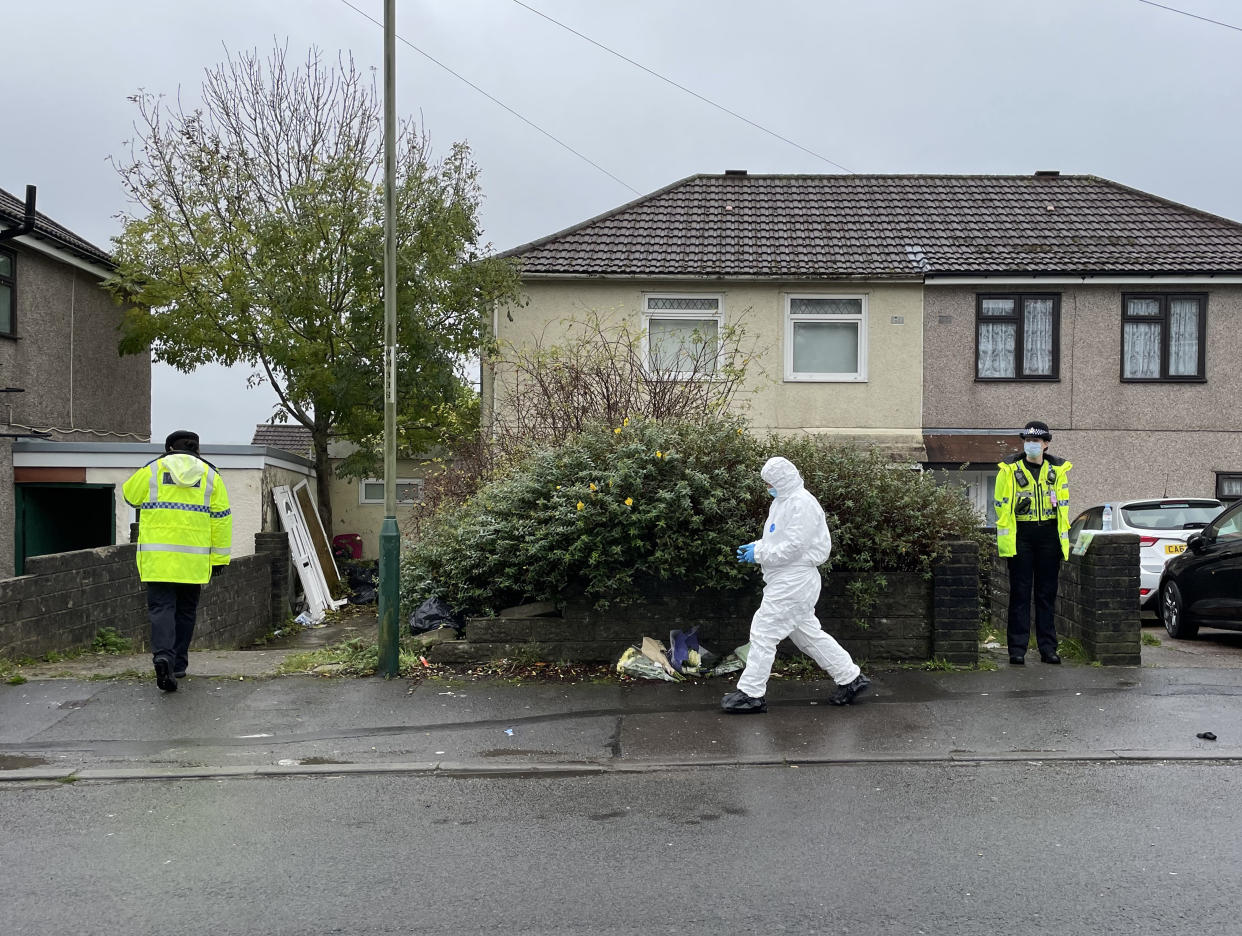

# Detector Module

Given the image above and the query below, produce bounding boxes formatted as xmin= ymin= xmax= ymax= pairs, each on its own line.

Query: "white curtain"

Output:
xmin=1023 ymin=298 xmax=1054 ymax=375
xmin=978 ymin=322 xmax=1015 ymax=377
xmin=1168 ymin=299 xmax=1199 ymax=376
xmin=1124 ymin=298 xmax=1162 ymax=378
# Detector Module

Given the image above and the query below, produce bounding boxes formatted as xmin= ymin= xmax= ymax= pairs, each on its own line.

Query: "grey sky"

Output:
xmin=4 ymin=0 xmax=1240 ymax=443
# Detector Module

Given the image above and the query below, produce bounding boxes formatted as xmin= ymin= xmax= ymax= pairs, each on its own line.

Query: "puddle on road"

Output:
xmin=0 ymin=754 xmax=49 ymax=770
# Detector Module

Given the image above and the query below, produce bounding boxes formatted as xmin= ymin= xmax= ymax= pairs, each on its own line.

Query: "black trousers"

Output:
xmin=147 ymin=582 xmax=202 ymax=673
xmin=1007 ymin=520 xmax=1062 ymax=658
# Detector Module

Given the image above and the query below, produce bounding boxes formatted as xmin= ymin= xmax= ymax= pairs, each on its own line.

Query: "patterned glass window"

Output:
xmin=786 ymin=296 xmax=866 ymax=381
xmin=644 ymin=295 xmax=721 ymax=376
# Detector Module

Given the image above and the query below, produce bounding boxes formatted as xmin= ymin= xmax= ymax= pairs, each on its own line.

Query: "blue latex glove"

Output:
xmin=736 ymin=543 xmax=755 ymax=564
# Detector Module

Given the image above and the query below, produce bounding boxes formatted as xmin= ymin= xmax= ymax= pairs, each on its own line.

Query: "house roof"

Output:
xmin=251 ymin=422 xmax=314 ymax=457
xmin=498 ymin=173 xmax=1242 ymax=279
xmin=0 ymin=186 xmax=115 ymax=269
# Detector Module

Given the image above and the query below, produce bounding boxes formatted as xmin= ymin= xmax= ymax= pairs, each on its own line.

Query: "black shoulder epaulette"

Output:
xmin=1044 ymin=454 xmax=1066 ymax=466
xmin=1001 ymin=453 xmax=1024 ymax=464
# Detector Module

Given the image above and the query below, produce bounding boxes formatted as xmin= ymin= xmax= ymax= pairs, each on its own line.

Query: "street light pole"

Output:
xmin=377 ymin=0 xmax=400 ymax=676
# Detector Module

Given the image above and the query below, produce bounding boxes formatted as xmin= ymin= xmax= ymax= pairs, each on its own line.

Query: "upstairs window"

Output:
xmin=0 ymin=248 xmax=14 ymax=336
xmin=644 ymin=295 xmax=721 ymax=377
xmin=785 ymin=295 xmax=867 ymax=381
xmin=976 ymin=294 xmax=1059 ymax=380
xmin=1122 ymin=294 xmax=1206 ymax=380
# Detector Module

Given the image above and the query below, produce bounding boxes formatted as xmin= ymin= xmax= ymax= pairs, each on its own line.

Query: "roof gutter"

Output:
xmin=0 ymin=185 xmax=36 ymax=242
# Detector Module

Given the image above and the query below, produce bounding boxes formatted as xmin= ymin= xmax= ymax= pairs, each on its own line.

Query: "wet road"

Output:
xmin=2 ymin=761 xmax=1238 ymax=936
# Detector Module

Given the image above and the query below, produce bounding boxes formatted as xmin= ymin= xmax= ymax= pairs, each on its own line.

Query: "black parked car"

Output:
xmin=1159 ymin=498 xmax=1242 ymax=638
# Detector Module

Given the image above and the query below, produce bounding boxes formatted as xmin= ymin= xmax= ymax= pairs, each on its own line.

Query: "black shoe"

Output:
xmin=828 ymin=674 xmax=871 ymax=706
xmin=173 ymin=670 xmax=187 ymax=679
xmin=721 ymin=690 xmax=767 ymax=714
xmin=1040 ymin=653 xmax=1061 ymax=664
xmin=1009 ymin=655 xmax=1025 ymax=665
xmin=154 ymin=659 xmax=178 ymax=692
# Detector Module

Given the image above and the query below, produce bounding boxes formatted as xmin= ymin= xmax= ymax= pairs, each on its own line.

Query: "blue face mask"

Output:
xmin=768 ymin=487 xmax=779 ymax=497
xmin=1023 ymin=441 xmax=1043 ymax=458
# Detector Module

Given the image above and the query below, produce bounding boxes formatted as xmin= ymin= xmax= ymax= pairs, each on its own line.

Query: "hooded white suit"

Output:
xmin=736 ymin=456 xmax=861 ymax=698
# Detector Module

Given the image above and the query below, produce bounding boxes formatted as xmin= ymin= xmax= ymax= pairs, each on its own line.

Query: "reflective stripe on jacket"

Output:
xmin=994 ymin=454 xmax=1072 ymax=560
xmin=122 ymin=453 xmax=233 ymax=584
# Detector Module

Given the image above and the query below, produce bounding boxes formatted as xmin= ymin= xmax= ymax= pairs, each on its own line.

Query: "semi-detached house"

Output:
xmin=488 ymin=171 xmax=1242 ymax=521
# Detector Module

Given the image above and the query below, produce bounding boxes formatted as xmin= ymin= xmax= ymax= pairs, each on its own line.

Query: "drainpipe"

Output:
xmin=0 ymin=185 xmax=37 ymax=242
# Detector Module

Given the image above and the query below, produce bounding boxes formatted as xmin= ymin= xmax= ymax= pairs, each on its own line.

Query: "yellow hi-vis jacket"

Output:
xmin=994 ymin=453 xmax=1073 ymax=561
xmin=122 ymin=453 xmax=232 ymax=584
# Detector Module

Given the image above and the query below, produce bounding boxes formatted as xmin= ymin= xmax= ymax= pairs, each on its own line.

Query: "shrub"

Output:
xmin=401 ymin=417 xmax=765 ymax=615
xmin=400 ymin=417 xmax=989 ymax=618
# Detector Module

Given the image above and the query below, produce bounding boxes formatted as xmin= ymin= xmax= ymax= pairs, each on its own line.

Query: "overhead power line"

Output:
xmin=509 ymin=0 xmax=853 ymax=173
xmin=1134 ymin=0 xmax=1242 ymax=32
xmin=337 ymin=0 xmax=641 ymax=195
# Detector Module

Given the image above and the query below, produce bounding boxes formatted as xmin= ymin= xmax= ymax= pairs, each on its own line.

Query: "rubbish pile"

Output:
xmin=616 ymin=628 xmax=748 ymax=682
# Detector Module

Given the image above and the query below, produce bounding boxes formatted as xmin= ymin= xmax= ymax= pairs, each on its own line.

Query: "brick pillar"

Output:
xmin=254 ymin=531 xmax=293 ymax=628
xmin=932 ymin=539 xmax=981 ymax=665
xmin=1077 ymin=533 xmax=1141 ymax=665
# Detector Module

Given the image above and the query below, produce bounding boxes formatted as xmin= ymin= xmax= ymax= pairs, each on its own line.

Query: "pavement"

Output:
xmin=3 ymin=617 xmax=1241 ymax=783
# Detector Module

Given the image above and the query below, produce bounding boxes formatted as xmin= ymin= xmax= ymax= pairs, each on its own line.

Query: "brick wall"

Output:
xmin=989 ymin=533 xmax=1141 ymax=665
xmin=428 ymin=540 xmax=983 ymax=666
xmin=0 ymin=535 xmax=294 ymax=659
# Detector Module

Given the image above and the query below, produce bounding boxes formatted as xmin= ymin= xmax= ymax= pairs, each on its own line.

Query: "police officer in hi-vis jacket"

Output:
xmin=994 ymin=420 xmax=1073 ymax=665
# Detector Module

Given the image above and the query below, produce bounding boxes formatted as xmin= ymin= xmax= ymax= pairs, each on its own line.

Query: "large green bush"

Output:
xmin=400 ymin=417 xmax=988 ymax=617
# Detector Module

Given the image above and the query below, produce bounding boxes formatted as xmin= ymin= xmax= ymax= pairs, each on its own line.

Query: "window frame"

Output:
xmin=1120 ymin=293 xmax=1207 ymax=382
xmin=974 ymin=292 xmax=1061 ymax=381
xmin=642 ymin=293 xmax=724 ymax=380
xmin=783 ymin=293 xmax=868 ymax=382
xmin=1216 ymin=472 xmax=1242 ymax=504
xmin=358 ymin=478 xmax=424 ymax=506
xmin=0 ymin=246 xmax=15 ymax=337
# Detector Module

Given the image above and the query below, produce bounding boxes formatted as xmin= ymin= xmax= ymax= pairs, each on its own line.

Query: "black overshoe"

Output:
xmin=1040 ymin=652 xmax=1061 ymax=664
xmin=721 ymin=690 xmax=767 ymax=714
xmin=1009 ymin=655 xmax=1025 ymax=665
xmin=828 ymin=674 xmax=871 ymax=705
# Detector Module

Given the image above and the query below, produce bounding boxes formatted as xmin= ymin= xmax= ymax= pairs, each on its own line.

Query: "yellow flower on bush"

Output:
xmin=623 ymin=417 xmax=630 ymax=426
xmin=624 ymin=497 xmax=633 ymax=507
xmin=576 ymin=501 xmax=585 ymax=511
xmin=590 ymin=482 xmax=597 ymax=491
xmin=614 ymin=427 xmax=622 ymax=435
xmin=656 ymin=450 xmax=663 ymax=459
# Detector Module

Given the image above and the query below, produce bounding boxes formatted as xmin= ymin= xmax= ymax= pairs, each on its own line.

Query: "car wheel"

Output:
xmin=1162 ymin=580 xmax=1198 ymax=639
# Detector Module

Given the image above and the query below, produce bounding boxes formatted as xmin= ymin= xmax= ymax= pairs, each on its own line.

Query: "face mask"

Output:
xmin=1023 ymin=441 xmax=1043 ymax=458
xmin=768 ymin=487 xmax=779 ymax=497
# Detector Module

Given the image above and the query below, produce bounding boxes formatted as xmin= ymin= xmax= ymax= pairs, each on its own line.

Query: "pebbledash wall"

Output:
xmin=989 ymin=533 xmax=1142 ymax=665
xmin=428 ymin=540 xmax=984 ymax=666
xmin=0 ymin=532 xmax=294 ymax=660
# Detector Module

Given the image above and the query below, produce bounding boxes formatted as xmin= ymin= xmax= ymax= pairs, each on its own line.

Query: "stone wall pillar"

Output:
xmin=254 ymin=531 xmax=293 ymax=628
xmin=932 ymin=539 xmax=981 ymax=665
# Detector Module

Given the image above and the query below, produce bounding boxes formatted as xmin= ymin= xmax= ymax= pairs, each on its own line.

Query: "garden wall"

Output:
xmin=989 ymin=532 xmax=1141 ymax=665
xmin=428 ymin=540 xmax=983 ymax=667
xmin=0 ymin=532 xmax=294 ymax=660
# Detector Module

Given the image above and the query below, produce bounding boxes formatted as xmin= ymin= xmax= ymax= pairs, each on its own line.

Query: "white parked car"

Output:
xmin=1068 ymin=498 xmax=1225 ymax=609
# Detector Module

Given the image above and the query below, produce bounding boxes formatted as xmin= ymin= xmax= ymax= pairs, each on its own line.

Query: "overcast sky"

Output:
xmin=4 ymin=0 xmax=1241 ymax=443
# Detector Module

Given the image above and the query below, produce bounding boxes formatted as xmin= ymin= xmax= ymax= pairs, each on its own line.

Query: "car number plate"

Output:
xmin=1165 ymin=544 xmax=1187 ymax=554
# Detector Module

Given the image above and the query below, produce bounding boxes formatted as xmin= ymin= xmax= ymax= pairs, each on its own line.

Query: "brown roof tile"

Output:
xmin=251 ymin=422 xmax=314 ymax=456
xmin=499 ymin=174 xmax=1242 ymax=278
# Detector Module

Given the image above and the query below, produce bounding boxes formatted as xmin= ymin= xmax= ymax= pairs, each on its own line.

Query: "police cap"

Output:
xmin=164 ymin=429 xmax=200 ymax=453
xmin=1018 ymin=420 xmax=1052 ymax=441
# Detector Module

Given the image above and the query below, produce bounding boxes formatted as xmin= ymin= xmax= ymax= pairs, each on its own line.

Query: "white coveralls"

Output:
xmin=736 ymin=457 xmax=861 ymax=698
